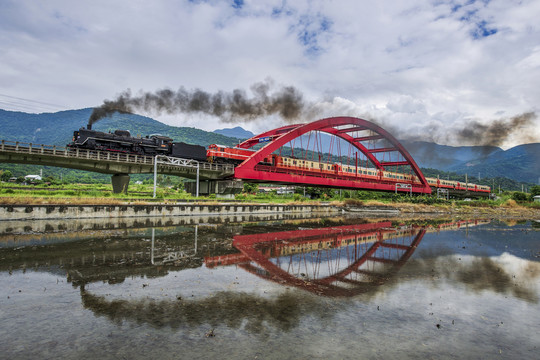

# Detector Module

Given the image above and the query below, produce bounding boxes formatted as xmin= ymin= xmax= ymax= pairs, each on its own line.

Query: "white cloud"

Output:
xmin=0 ymin=0 xmax=539 ymax=147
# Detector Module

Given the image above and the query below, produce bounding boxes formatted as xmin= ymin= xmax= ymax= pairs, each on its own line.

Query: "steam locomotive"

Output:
xmin=68 ymin=125 xmax=207 ymax=161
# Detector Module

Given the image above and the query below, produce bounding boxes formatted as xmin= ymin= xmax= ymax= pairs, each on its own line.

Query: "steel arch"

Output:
xmin=234 ymin=116 xmax=431 ymax=193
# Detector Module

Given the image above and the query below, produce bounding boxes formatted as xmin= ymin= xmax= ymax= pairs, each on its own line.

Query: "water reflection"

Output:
xmin=80 ymin=290 xmax=332 ymax=333
xmin=1 ymin=216 xmax=539 ymax=359
xmin=69 ymin=218 xmax=540 ymax=331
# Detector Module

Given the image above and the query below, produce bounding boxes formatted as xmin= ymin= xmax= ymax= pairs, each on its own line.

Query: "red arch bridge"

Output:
xmin=211 ymin=116 xmax=488 ymax=197
xmin=226 ymin=116 xmax=433 ymax=195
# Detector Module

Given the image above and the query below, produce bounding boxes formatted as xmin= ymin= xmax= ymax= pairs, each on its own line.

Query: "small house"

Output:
xmin=24 ymin=175 xmax=42 ymax=181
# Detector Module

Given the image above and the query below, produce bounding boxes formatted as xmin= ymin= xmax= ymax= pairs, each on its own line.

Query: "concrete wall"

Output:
xmin=0 ymin=203 xmax=338 ymax=221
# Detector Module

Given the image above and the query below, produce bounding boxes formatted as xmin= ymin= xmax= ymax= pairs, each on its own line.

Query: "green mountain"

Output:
xmin=400 ymin=140 xmax=502 ymax=170
xmin=398 ymin=140 xmax=539 ymax=185
xmin=448 ymin=143 xmax=540 ymax=184
xmin=0 ymin=108 xmax=240 ymax=147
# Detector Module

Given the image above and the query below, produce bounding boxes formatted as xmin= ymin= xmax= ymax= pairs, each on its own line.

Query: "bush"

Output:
xmin=511 ymin=192 xmax=528 ymax=202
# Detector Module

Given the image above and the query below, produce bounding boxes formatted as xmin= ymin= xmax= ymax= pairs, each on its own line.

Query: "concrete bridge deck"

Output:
xmin=0 ymin=140 xmax=234 ymax=179
xmin=0 ymin=140 xmax=236 ymax=193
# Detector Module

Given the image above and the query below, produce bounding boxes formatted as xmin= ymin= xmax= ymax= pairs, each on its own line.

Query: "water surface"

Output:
xmin=1 ymin=216 xmax=539 ymax=359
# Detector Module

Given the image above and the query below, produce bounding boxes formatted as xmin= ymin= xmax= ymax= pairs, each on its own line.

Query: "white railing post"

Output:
xmin=153 ymin=155 xmax=158 ymax=198
xmin=196 ymin=162 xmax=199 ymax=197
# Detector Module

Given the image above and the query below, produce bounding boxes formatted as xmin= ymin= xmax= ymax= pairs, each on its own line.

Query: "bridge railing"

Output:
xmin=1 ymin=140 xmax=155 ymax=164
xmin=0 ymin=140 xmax=235 ymax=172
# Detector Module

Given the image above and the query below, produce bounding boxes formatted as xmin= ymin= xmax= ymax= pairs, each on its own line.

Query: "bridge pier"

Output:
xmin=185 ymin=180 xmax=244 ymax=199
xmin=111 ymin=174 xmax=130 ymax=194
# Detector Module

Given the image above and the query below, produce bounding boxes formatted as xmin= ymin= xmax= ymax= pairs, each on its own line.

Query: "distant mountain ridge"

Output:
xmin=213 ymin=126 xmax=254 ymax=140
xmin=402 ymin=140 xmax=539 ymax=184
xmin=400 ymin=140 xmax=502 ymax=170
xmin=448 ymin=143 xmax=540 ymax=184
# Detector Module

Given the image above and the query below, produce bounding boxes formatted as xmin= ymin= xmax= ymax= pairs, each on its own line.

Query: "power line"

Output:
xmin=0 ymin=93 xmax=67 ymax=113
xmin=0 ymin=100 xmax=59 ymax=113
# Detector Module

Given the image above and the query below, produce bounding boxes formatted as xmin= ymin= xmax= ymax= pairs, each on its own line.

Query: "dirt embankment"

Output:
xmin=1 ymin=197 xmax=539 ymax=219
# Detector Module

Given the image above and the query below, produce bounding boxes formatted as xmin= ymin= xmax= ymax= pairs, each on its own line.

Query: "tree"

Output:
xmin=0 ymin=169 xmax=13 ymax=181
xmin=243 ymin=183 xmax=258 ymax=193
xmin=531 ymin=185 xmax=540 ymax=197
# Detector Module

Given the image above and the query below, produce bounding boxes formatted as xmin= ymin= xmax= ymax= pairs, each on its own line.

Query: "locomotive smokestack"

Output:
xmin=89 ymin=79 xmax=307 ymax=125
xmin=87 ymin=123 xmax=92 ymax=130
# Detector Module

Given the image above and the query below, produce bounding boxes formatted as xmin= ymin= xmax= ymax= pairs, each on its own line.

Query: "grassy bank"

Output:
xmin=1 ymin=182 xmax=539 ymax=218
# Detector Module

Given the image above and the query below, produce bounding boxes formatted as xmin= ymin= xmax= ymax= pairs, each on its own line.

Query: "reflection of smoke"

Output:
xmin=88 ymin=79 xmax=308 ymax=127
xmin=456 ymin=112 xmax=537 ymax=147
xmin=80 ymin=290 xmax=334 ymax=333
xmin=408 ymin=254 xmax=539 ymax=303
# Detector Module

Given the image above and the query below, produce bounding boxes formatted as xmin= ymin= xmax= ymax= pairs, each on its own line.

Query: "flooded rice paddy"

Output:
xmin=1 ymin=215 xmax=539 ymax=359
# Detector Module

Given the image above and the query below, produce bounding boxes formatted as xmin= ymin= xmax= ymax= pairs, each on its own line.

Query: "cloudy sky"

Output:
xmin=1 ymin=0 xmax=539 ymax=148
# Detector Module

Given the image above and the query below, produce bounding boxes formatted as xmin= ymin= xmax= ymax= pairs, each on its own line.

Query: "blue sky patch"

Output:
xmin=295 ymin=13 xmax=332 ymax=57
xmin=472 ymin=20 xmax=497 ymax=38
xmin=232 ymin=0 xmax=243 ymax=9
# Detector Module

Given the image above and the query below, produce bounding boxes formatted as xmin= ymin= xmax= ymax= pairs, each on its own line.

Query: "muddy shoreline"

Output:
xmin=0 ymin=201 xmax=538 ymax=222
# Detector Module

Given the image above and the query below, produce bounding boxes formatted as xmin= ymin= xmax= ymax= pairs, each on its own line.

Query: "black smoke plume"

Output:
xmin=456 ymin=112 xmax=537 ymax=147
xmin=88 ymin=80 xmax=306 ymax=128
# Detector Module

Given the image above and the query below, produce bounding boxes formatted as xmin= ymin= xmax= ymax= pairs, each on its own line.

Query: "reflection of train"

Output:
xmin=205 ymin=219 xmax=490 ymax=268
xmin=68 ymin=126 xmax=207 ymax=161
xmin=207 ymin=144 xmax=491 ymax=193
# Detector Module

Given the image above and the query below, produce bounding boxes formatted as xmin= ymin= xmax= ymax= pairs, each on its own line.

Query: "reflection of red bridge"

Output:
xmin=205 ymin=221 xmax=426 ymax=297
